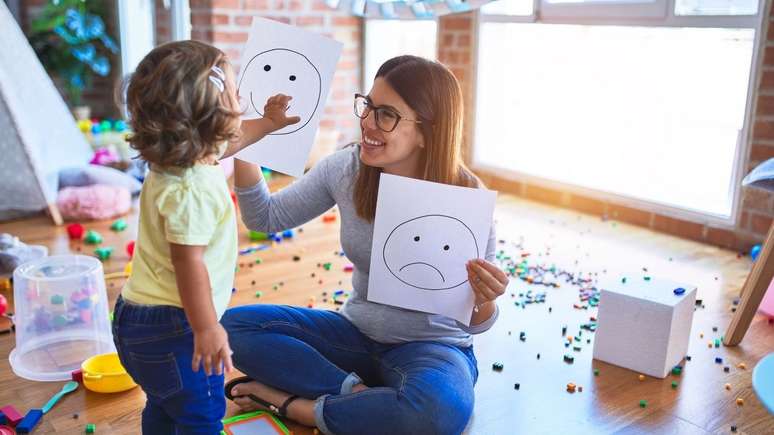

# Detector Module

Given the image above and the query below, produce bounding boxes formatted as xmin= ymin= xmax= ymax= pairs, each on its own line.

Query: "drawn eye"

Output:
xmin=264 ymin=65 xmax=271 ymax=72
xmin=414 ymin=236 xmax=420 ymax=242
xmin=289 ymin=75 xmax=296 ymax=81
xmin=443 ymin=245 xmax=450 ymax=251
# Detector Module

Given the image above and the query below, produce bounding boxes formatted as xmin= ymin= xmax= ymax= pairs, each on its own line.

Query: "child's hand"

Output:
xmin=263 ymin=94 xmax=301 ymax=132
xmin=192 ymin=323 xmax=234 ymax=376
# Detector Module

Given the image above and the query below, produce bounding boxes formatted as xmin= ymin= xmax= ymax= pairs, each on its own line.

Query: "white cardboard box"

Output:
xmin=592 ymin=277 xmax=697 ymax=378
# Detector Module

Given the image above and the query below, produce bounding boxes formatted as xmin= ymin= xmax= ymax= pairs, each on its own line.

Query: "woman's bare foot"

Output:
xmin=231 ymin=380 xmax=290 ymax=412
xmin=352 ymin=383 xmax=369 ymax=393
xmin=230 ymin=380 xmax=317 ymax=426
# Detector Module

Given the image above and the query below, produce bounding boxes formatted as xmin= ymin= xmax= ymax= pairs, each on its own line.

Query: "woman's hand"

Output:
xmin=466 ymin=258 xmax=508 ymax=308
xmin=263 ymin=94 xmax=301 ymax=132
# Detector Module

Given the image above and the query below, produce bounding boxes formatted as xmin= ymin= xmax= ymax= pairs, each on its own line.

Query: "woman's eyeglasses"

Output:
xmin=354 ymin=93 xmax=422 ymax=133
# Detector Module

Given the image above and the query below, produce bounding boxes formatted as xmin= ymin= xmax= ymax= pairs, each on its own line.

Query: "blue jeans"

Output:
xmin=112 ymin=296 xmax=226 ymax=435
xmin=221 ymin=305 xmax=479 ymax=435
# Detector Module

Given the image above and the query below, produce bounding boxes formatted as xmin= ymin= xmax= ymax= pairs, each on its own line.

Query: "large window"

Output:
xmin=475 ymin=0 xmax=762 ymax=221
xmin=363 ymin=20 xmax=437 ymax=91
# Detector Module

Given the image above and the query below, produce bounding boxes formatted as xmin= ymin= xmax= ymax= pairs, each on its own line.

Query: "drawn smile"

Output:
xmin=251 ymin=91 xmax=290 ymax=117
xmin=399 ymin=262 xmax=445 ymax=282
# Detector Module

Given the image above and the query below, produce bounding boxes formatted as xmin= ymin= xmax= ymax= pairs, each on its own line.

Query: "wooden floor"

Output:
xmin=1 ymin=189 xmax=773 ymax=434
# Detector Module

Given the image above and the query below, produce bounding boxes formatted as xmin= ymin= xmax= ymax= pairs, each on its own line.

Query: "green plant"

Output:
xmin=28 ymin=0 xmax=119 ymax=107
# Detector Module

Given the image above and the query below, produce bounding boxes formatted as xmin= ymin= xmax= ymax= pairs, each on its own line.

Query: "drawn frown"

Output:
xmin=382 ymin=215 xmax=479 ymax=291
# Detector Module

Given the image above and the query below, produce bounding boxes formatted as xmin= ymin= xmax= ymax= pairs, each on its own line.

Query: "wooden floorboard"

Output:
xmin=1 ymin=187 xmax=772 ymax=434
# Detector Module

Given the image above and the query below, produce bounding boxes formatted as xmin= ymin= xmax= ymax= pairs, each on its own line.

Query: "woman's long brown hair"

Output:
xmin=354 ymin=55 xmax=480 ymax=221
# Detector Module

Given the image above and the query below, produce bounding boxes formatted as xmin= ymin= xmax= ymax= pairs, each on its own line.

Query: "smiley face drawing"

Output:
xmin=238 ymin=48 xmax=322 ymax=135
xmin=382 ymin=215 xmax=479 ymax=291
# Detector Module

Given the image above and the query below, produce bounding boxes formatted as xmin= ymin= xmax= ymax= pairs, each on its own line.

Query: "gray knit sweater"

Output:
xmin=235 ymin=144 xmax=498 ymax=347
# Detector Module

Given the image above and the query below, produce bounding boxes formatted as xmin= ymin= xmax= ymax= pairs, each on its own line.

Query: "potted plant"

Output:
xmin=28 ymin=0 xmax=119 ymax=120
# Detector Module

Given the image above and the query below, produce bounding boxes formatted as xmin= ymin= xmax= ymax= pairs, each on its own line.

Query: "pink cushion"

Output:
xmin=57 ymin=185 xmax=131 ymax=221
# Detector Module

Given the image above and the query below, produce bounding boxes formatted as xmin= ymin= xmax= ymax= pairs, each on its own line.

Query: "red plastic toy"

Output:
xmin=0 ymin=405 xmax=23 ymax=427
xmin=66 ymin=223 xmax=85 ymax=240
xmin=126 ymin=240 xmax=135 ymax=258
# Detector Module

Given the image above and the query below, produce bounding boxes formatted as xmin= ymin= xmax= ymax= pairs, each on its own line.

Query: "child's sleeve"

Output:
xmin=156 ymin=182 xmax=224 ymax=246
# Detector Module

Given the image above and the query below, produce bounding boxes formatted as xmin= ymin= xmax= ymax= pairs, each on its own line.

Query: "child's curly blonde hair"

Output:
xmin=123 ymin=40 xmax=240 ymax=168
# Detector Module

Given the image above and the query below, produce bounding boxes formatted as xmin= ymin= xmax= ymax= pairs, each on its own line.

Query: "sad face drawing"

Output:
xmin=382 ymin=215 xmax=480 ymax=291
xmin=238 ymin=48 xmax=322 ymax=135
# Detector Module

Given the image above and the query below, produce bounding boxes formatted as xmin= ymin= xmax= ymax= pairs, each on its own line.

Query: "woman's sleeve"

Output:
xmin=235 ymin=155 xmax=337 ymax=233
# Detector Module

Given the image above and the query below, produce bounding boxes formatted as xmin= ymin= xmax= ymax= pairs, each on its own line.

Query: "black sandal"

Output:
xmin=225 ymin=376 xmax=300 ymax=417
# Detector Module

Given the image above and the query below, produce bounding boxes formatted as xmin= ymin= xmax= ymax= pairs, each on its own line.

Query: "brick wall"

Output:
xmin=438 ymin=13 xmax=476 ymax=164
xmin=155 ymin=0 xmax=172 ymax=45
xmin=188 ymin=0 xmax=362 ymax=144
xmin=441 ymin=9 xmax=773 ymax=252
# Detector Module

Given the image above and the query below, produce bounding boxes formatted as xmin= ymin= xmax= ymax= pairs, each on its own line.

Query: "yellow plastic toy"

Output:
xmin=81 ymin=353 xmax=137 ymax=393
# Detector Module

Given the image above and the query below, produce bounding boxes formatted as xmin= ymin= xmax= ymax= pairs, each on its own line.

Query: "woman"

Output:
xmin=222 ymin=55 xmax=509 ymax=435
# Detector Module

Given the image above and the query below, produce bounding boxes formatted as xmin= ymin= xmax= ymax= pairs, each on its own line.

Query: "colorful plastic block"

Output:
xmin=0 ymin=405 xmax=23 ymax=426
xmin=110 ymin=219 xmax=127 ymax=232
xmin=66 ymin=223 xmax=85 ymax=240
xmin=94 ymin=247 xmax=114 ymax=261
xmin=85 ymin=423 xmax=96 ymax=433
xmin=84 ymin=230 xmax=102 ymax=245
xmin=15 ymin=409 xmax=42 ymax=433
xmin=248 ymin=231 xmax=269 ymax=241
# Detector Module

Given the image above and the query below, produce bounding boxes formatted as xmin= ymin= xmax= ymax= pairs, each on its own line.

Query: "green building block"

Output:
xmin=639 ymin=400 xmax=647 ymax=408
xmin=85 ymin=423 xmax=96 ymax=433
xmin=95 ymin=247 xmax=114 ymax=261
xmin=249 ymin=231 xmax=269 ymax=241
xmin=110 ymin=219 xmax=127 ymax=232
xmin=50 ymin=294 xmax=65 ymax=305
xmin=84 ymin=230 xmax=102 ymax=245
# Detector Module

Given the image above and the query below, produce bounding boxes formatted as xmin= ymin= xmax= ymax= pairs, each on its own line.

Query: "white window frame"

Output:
xmin=472 ymin=0 xmax=767 ymax=226
xmin=362 ymin=19 xmax=440 ymax=91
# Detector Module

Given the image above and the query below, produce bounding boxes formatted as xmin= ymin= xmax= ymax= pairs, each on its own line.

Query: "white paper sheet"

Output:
xmin=367 ymin=174 xmax=497 ymax=325
xmin=234 ymin=17 xmax=342 ymax=177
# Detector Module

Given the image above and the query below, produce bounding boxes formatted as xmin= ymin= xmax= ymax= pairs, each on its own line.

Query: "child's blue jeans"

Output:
xmin=222 ymin=304 xmax=479 ymax=435
xmin=112 ymin=296 xmax=225 ymax=435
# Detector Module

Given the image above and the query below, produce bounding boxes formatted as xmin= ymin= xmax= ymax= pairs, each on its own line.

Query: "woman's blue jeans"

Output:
xmin=221 ymin=304 xmax=478 ymax=435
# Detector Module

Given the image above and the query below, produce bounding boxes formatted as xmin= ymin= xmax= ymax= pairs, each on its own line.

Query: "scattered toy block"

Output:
xmin=16 ymin=409 xmax=42 ymax=433
xmin=0 ymin=406 xmax=23 ymax=426
xmin=110 ymin=219 xmax=127 ymax=232
xmin=72 ymin=368 xmax=83 ymax=383
xmin=66 ymin=223 xmax=85 ymax=240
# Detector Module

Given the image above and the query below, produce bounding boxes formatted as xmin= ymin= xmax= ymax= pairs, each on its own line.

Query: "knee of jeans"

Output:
xmin=401 ymin=392 xmax=473 ymax=435
xmin=220 ymin=307 xmax=245 ymax=332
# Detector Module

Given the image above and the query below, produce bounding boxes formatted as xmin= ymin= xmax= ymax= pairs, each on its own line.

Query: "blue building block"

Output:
xmin=16 ymin=409 xmax=42 ymax=433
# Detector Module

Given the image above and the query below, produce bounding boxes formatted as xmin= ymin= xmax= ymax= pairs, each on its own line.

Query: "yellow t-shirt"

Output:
xmin=122 ymin=163 xmax=237 ymax=319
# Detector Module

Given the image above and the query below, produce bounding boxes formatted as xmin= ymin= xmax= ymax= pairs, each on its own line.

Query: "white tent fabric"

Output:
xmin=0 ymin=2 xmax=92 ymax=222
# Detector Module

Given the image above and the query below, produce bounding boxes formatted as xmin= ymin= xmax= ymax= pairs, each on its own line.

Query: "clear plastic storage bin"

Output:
xmin=10 ymin=255 xmax=115 ymax=381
